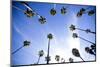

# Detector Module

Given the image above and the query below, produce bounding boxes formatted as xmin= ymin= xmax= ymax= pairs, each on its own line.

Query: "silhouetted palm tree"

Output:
xmin=85 ymin=47 xmax=96 ymax=56
xmin=72 ymin=48 xmax=85 ymax=62
xmin=55 ymin=55 xmax=60 ymax=63
xmin=37 ymin=50 xmax=44 ymax=64
xmin=61 ymin=6 xmax=67 ymax=15
xmin=46 ymin=33 xmax=53 ymax=64
xmin=77 ymin=8 xmax=86 ymax=17
xmin=21 ymin=2 xmax=35 ymax=17
xmin=50 ymin=8 xmax=56 ymax=16
xmin=77 ymin=7 xmax=95 ymax=17
xmin=61 ymin=58 xmax=65 ymax=63
xmin=88 ymin=10 xmax=95 ymax=16
xmin=91 ymin=44 xmax=96 ymax=53
xmin=38 ymin=16 xmax=46 ymax=24
xmin=72 ymin=33 xmax=95 ymax=45
xmin=69 ymin=24 xmax=96 ymax=34
xmin=12 ymin=40 xmax=30 ymax=55
xmin=69 ymin=58 xmax=74 ymax=63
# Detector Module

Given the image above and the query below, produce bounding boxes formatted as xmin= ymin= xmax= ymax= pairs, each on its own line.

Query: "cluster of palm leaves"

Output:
xmin=50 ymin=4 xmax=67 ymax=16
xmin=77 ymin=8 xmax=95 ymax=17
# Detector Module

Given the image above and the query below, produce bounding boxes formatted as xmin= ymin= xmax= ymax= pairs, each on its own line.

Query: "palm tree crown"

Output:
xmin=72 ymin=33 xmax=78 ymax=38
xmin=23 ymin=40 xmax=30 ymax=47
xmin=69 ymin=58 xmax=74 ymax=63
xmin=55 ymin=55 xmax=60 ymax=62
xmin=61 ymin=6 xmax=67 ymax=14
xmin=39 ymin=50 xmax=44 ymax=57
xmin=50 ymin=8 xmax=56 ymax=16
xmin=47 ymin=33 xmax=53 ymax=39
xmin=69 ymin=24 xmax=76 ymax=31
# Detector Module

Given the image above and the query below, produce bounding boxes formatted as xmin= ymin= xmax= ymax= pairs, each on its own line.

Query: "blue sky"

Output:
xmin=11 ymin=1 xmax=96 ymax=65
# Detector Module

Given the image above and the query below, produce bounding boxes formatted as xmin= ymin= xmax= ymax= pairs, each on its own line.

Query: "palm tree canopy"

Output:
xmin=72 ymin=33 xmax=78 ymax=38
xmin=55 ymin=55 xmax=60 ymax=61
xmin=88 ymin=10 xmax=95 ymax=16
xmin=61 ymin=7 xmax=67 ymax=14
xmin=61 ymin=58 xmax=65 ymax=63
xmin=50 ymin=8 xmax=56 ymax=15
xmin=24 ymin=9 xmax=35 ymax=17
xmin=39 ymin=50 xmax=44 ymax=57
xmin=38 ymin=16 xmax=46 ymax=24
xmin=69 ymin=58 xmax=74 ymax=62
xmin=72 ymin=48 xmax=80 ymax=57
xmin=91 ymin=44 xmax=96 ymax=50
xmin=85 ymin=47 xmax=95 ymax=55
xmin=85 ymin=47 xmax=90 ymax=53
xmin=85 ymin=29 xmax=91 ymax=33
xmin=23 ymin=40 xmax=30 ymax=47
xmin=47 ymin=33 xmax=53 ymax=39
xmin=80 ymin=8 xmax=86 ymax=13
xmin=69 ymin=24 xmax=76 ymax=31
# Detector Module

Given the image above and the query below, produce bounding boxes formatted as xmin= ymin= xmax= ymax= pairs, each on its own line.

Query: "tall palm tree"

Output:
xmin=55 ymin=55 xmax=60 ymax=63
xmin=72 ymin=33 xmax=95 ymax=45
xmin=46 ymin=33 xmax=53 ymax=64
xmin=69 ymin=58 xmax=74 ymax=63
xmin=69 ymin=24 xmax=96 ymax=34
xmin=37 ymin=50 xmax=44 ymax=64
xmin=12 ymin=40 xmax=30 ymax=55
xmin=72 ymin=48 xmax=85 ymax=62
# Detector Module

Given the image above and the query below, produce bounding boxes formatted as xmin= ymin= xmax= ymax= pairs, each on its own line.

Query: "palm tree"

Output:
xmin=85 ymin=47 xmax=96 ymax=56
xmin=55 ymin=55 xmax=60 ymax=63
xmin=77 ymin=8 xmax=86 ymax=17
xmin=72 ymin=33 xmax=95 ymax=45
xmin=61 ymin=58 xmax=65 ymax=63
xmin=50 ymin=8 xmax=56 ymax=16
xmin=46 ymin=33 xmax=53 ymax=64
xmin=69 ymin=24 xmax=96 ymax=34
xmin=12 ymin=40 xmax=30 ymax=55
xmin=91 ymin=44 xmax=96 ymax=53
xmin=72 ymin=48 xmax=85 ymax=62
xmin=24 ymin=9 xmax=35 ymax=17
xmin=37 ymin=50 xmax=44 ymax=64
xmin=38 ymin=16 xmax=46 ymax=24
xmin=21 ymin=2 xmax=35 ymax=17
xmin=61 ymin=6 xmax=67 ymax=15
xmin=69 ymin=58 xmax=74 ymax=63
xmin=88 ymin=10 xmax=95 ymax=16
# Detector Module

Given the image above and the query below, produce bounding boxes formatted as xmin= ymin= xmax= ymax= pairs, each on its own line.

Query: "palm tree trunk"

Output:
xmin=80 ymin=56 xmax=85 ymax=62
xmin=79 ymin=36 xmax=95 ymax=45
xmin=90 ymin=31 xmax=96 ymax=34
xmin=12 ymin=45 xmax=23 ymax=55
xmin=76 ymin=28 xmax=96 ymax=34
xmin=76 ymin=28 xmax=86 ymax=32
xmin=37 ymin=56 xmax=40 ymax=64
xmin=47 ymin=39 xmax=50 ymax=64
